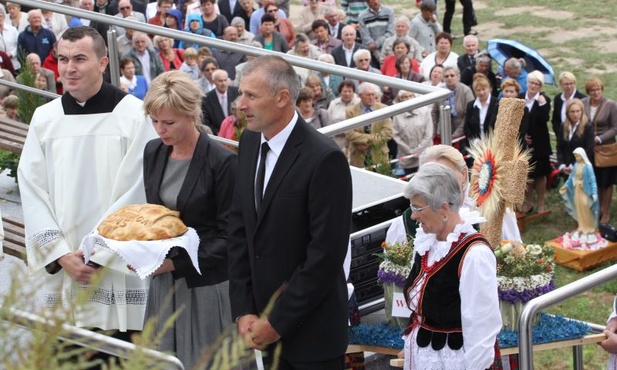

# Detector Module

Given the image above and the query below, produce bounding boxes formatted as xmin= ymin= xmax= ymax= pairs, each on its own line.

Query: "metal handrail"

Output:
xmin=0 ymin=78 xmax=61 ymax=99
xmin=518 ymin=263 xmax=617 ymax=369
xmin=12 ymin=0 xmax=452 ymax=142
xmin=4 ymin=307 xmax=184 ymax=370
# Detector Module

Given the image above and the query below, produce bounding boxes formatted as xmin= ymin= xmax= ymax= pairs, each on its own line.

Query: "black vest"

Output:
xmin=404 ymin=233 xmax=489 ymax=351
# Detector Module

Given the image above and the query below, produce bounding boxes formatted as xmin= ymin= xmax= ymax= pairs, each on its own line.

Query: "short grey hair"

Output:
xmin=212 ymin=69 xmax=228 ymax=81
xmin=132 ymin=31 xmax=148 ymax=44
xmin=395 ymin=15 xmax=410 ymax=28
xmin=318 ymin=53 xmax=334 ymax=63
xmin=357 ymin=82 xmax=381 ymax=98
xmin=231 ymin=16 xmax=245 ymax=26
xmin=419 ymin=144 xmax=466 ymax=171
xmin=242 ymin=55 xmax=301 ymax=102
xmin=403 ymin=163 xmax=463 ymax=212
xmin=443 ymin=65 xmax=460 ymax=77
xmin=28 ymin=9 xmax=42 ymax=20
xmin=463 ymin=34 xmax=478 ymax=46
xmin=352 ymin=48 xmax=370 ymax=63
xmin=475 ymin=50 xmax=491 ymax=64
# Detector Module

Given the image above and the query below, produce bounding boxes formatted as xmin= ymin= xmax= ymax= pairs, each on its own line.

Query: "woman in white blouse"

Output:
xmin=392 ymin=90 xmax=433 ymax=174
xmin=327 ymin=80 xmax=360 ymax=151
xmin=463 ymin=73 xmax=499 ymax=166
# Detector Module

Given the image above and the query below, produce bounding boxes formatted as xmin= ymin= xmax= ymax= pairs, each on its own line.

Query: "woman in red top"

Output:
xmin=381 ymin=38 xmax=419 ymax=77
xmin=154 ymin=35 xmax=184 ymax=71
xmin=263 ymin=0 xmax=295 ymax=47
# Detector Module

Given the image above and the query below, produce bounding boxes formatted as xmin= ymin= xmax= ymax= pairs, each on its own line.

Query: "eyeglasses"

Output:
xmin=267 ymin=8 xmax=278 ymax=12
xmin=410 ymin=204 xmax=430 ymax=213
xmin=119 ymin=6 xmax=131 ymax=10
xmin=358 ymin=58 xmax=370 ymax=62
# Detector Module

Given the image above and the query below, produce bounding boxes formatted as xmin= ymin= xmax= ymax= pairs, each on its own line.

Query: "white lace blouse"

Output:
xmin=404 ymin=216 xmax=502 ymax=370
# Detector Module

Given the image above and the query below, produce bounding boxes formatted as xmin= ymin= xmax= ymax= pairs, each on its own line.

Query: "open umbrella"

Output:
xmin=487 ymin=38 xmax=555 ymax=85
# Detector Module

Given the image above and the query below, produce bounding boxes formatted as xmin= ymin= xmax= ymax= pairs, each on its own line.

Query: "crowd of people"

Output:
xmin=7 ymin=0 xmax=617 ymax=369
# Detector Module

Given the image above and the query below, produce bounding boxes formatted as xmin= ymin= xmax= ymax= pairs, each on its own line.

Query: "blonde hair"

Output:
xmin=472 ymin=73 xmax=491 ymax=92
xmin=558 ymin=71 xmax=577 ymax=86
xmin=527 ymin=70 xmax=544 ymax=87
xmin=585 ymin=76 xmax=603 ymax=94
xmin=197 ymin=46 xmax=212 ymax=58
xmin=153 ymin=35 xmax=174 ymax=49
xmin=562 ymin=98 xmax=588 ymax=140
xmin=420 ymin=144 xmax=466 ymax=171
xmin=184 ymin=47 xmax=198 ymax=58
xmin=143 ymin=70 xmax=203 ymax=123
xmin=419 ymin=144 xmax=468 ymax=196
xmin=3 ymin=95 xmax=18 ymax=110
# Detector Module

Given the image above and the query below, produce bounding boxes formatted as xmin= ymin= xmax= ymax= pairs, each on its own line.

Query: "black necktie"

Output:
xmin=364 ymin=107 xmax=372 ymax=133
xmin=255 ymin=142 xmax=270 ymax=211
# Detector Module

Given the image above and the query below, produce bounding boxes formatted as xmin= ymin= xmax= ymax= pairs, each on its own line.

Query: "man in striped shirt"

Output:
xmin=358 ymin=0 xmax=394 ymax=67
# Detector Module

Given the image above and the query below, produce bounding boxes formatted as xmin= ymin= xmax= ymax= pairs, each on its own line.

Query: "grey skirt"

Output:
xmin=144 ymin=273 xmax=232 ymax=369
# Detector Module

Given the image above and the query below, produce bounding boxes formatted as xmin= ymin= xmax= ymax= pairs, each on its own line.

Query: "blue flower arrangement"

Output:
xmin=348 ymin=313 xmax=591 ymax=350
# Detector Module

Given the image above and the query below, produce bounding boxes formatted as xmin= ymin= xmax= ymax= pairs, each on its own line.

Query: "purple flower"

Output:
xmin=498 ymin=280 xmax=555 ymax=303
xmin=377 ymin=269 xmax=406 ymax=287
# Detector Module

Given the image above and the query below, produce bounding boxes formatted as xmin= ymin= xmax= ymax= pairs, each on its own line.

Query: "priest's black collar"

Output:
xmin=62 ymin=82 xmax=128 ymax=115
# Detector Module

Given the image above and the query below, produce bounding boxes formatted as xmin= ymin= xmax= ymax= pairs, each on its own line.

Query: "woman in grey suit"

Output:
xmin=142 ymin=70 xmax=237 ymax=369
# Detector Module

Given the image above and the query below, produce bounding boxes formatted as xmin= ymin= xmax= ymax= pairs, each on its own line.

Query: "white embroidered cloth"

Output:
xmin=81 ymin=228 xmax=201 ymax=279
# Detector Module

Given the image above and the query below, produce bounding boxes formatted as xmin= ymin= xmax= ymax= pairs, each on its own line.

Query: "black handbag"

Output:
xmin=600 ymin=223 xmax=617 ymax=242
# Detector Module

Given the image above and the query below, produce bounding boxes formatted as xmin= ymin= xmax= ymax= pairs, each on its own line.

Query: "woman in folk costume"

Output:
xmin=402 ymin=163 xmax=502 ymax=370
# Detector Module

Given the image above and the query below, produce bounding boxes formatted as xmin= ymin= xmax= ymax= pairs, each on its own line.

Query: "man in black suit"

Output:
xmin=457 ymin=34 xmax=479 ymax=73
xmin=331 ymin=25 xmax=366 ymax=68
xmin=228 ymin=55 xmax=352 ymax=369
xmin=107 ymin=0 xmax=146 ymax=16
xmin=218 ymin=0 xmax=244 ymax=24
xmin=202 ymin=69 xmax=239 ymax=135
xmin=324 ymin=7 xmax=344 ymax=40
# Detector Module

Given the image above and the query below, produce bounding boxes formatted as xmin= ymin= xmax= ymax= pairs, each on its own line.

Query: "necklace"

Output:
xmin=420 ymin=253 xmax=437 ymax=274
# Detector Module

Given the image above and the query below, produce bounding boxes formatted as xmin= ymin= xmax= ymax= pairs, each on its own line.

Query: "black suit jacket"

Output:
xmin=463 ymin=96 xmax=499 ymax=143
xmin=331 ymin=43 xmax=367 ymax=68
xmin=330 ymin=23 xmax=344 ymax=40
xmin=218 ymin=0 xmax=245 ymax=24
xmin=108 ymin=0 xmax=146 ymax=16
xmin=457 ymin=53 xmax=476 ymax=74
xmin=556 ymin=121 xmax=594 ymax=167
xmin=520 ymin=92 xmax=552 ymax=159
xmin=143 ymin=133 xmax=237 ymax=288
xmin=202 ymin=86 xmax=239 ymax=135
xmin=551 ymin=90 xmax=587 ymax=136
xmin=227 ymin=119 xmax=352 ymax=362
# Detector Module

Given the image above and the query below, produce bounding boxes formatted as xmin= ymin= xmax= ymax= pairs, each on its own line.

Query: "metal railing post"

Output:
xmin=439 ymin=105 xmax=452 ymax=146
xmin=572 ymin=345 xmax=584 ymax=370
xmin=518 ymin=263 xmax=617 ymax=369
xmin=106 ymin=28 xmax=120 ymax=88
